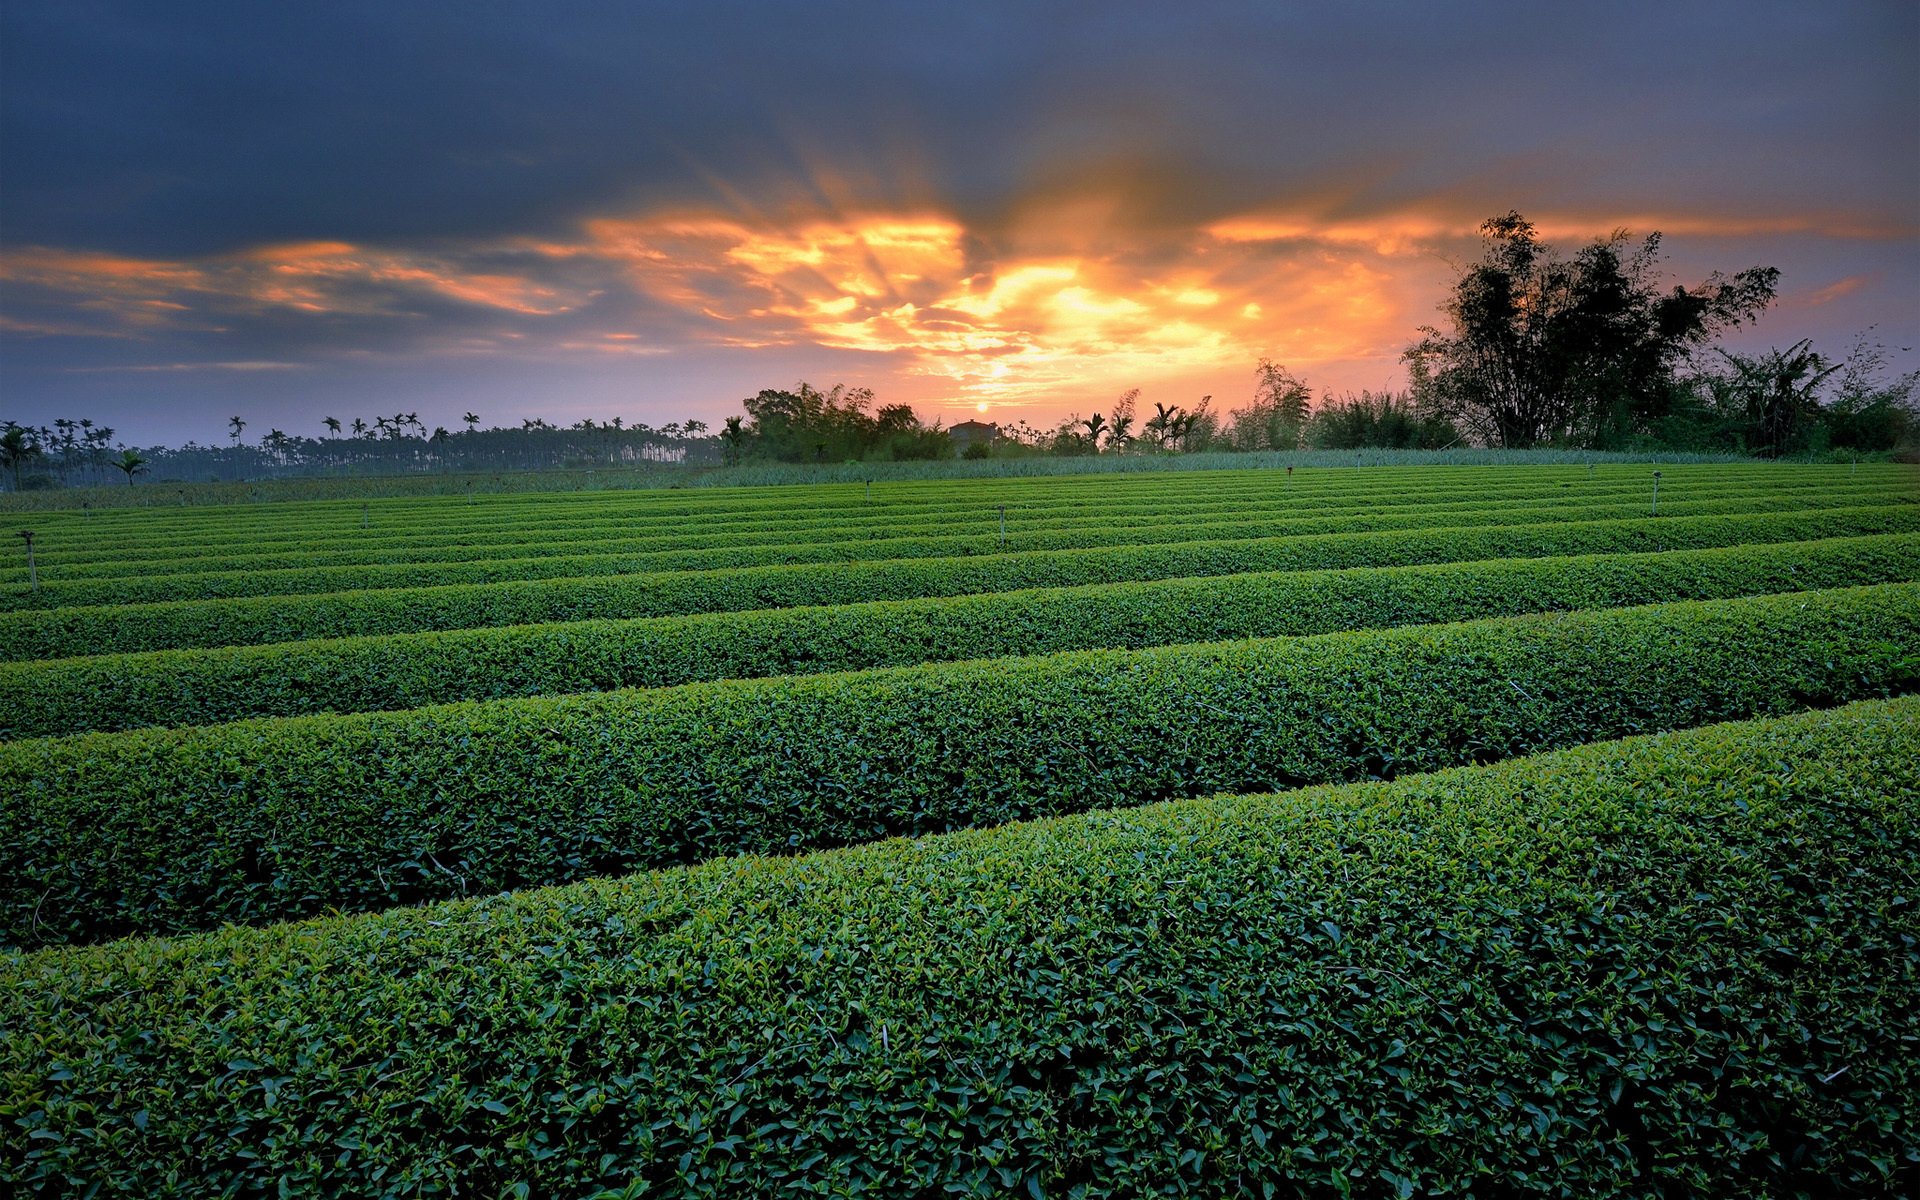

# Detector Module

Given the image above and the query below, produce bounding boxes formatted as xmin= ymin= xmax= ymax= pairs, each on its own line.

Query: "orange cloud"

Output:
xmin=0 ymin=240 xmax=582 ymax=325
xmin=555 ymin=207 xmax=1424 ymax=405
xmin=1800 ymin=274 xmax=1872 ymax=307
xmin=8 ymin=192 xmax=1898 ymax=422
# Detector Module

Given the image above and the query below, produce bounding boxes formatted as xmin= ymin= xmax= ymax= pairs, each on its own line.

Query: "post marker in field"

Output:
xmin=15 ymin=530 xmax=37 ymax=591
xmin=998 ymin=504 xmax=1006 ymax=548
xmin=362 ymin=501 xmax=370 ymax=529
xmin=1651 ymin=470 xmax=1662 ymax=516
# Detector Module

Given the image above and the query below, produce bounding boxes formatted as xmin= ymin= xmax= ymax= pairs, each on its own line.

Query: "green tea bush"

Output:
xmin=7 ymin=533 xmax=1915 ymax=738
xmin=6 ymin=470 xmax=1886 ymax=581
xmin=6 ymin=462 xmax=1888 ymax=572
xmin=4 ymin=699 xmax=1914 ymax=1195
xmin=5 ymin=583 xmax=1913 ymax=945
xmin=4 ymin=486 xmax=1879 ymax=608
xmin=4 ymin=505 xmax=1914 ymax=659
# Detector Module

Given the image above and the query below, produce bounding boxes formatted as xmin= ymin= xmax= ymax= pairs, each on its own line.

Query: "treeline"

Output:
xmin=981 ymin=212 xmax=1917 ymax=461
xmin=720 ymin=383 xmax=952 ymax=464
xmin=6 ymin=209 xmax=1915 ymax=490
xmin=1 ymin=413 xmax=724 ymax=490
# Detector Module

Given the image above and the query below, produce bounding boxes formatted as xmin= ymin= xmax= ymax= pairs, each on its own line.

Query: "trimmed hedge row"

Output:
xmin=5 ymin=698 xmax=1915 ymax=1196
xmin=6 ymin=532 xmax=1915 ymax=739
xmin=11 ymin=463 xmax=1886 ymax=568
xmin=3 ymin=488 xmax=1883 ymax=610
xmin=11 ymin=468 xmax=1889 ymax=576
xmin=5 ymin=504 xmax=1916 ymax=660
xmin=10 ymin=475 xmax=1871 ymax=588
xmin=5 ymin=582 xmax=1914 ymax=946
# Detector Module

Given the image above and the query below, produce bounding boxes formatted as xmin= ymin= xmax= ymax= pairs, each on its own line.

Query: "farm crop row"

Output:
xmin=5 ymin=504 xmax=1914 ymax=659
xmin=4 ymin=487 xmax=1896 ymax=610
xmin=6 ymin=698 xmax=1913 ymax=1195
xmin=11 ymin=463 xmax=1887 ymax=566
xmin=6 ymin=582 xmax=1913 ymax=945
xmin=6 ymin=533 xmax=1914 ymax=738
xmin=9 ymin=474 xmax=1889 ymax=583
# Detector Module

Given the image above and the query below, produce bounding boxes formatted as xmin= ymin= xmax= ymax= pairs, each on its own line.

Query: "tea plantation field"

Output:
xmin=3 ymin=462 xmax=1917 ymax=1195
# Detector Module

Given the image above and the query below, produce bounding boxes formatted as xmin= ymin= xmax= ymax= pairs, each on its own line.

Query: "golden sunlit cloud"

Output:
xmin=7 ymin=192 xmax=1905 ymax=421
xmin=0 ymin=241 xmax=584 ymax=324
xmin=555 ymin=205 xmax=1425 ymax=406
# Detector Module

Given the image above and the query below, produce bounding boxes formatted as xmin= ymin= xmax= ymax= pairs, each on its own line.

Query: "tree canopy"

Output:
xmin=1407 ymin=211 xmax=1779 ymax=448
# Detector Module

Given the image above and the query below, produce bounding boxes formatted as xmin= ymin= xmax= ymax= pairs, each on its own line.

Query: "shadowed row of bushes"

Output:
xmin=5 ymin=505 xmax=1915 ymax=660
xmin=5 ymin=698 xmax=1914 ymax=1194
xmin=7 ymin=460 xmax=1884 ymax=566
xmin=11 ymin=465 xmax=1888 ymax=587
xmin=6 ymin=583 xmax=1914 ymax=946
xmin=3 ymin=485 xmax=1895 ymax=610
xmin=6 ymin=533 xmax=1914 ymax=739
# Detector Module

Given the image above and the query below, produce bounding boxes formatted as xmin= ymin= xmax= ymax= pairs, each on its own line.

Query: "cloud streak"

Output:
xmin=1 ymin=1 xmax=1913 ymax=440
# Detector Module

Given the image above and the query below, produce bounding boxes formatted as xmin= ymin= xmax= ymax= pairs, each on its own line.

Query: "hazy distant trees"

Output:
xmin=1226 ymin=360 xmax=1314 ymax=450
xmin=1406 ymin=211 xmax=1780 ymax=448
xmin=734 ymin=382 xmax=951 ymax=462
xmin=1 ymin=425 xmax=42 ymax=489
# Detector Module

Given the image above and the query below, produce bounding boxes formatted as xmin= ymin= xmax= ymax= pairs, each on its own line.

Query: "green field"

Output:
xmin=3 ymin=461 xmax=1917 ymax=1195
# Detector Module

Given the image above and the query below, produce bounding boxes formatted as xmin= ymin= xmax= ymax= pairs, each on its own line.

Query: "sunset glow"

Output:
xmin=1 ymin=3 xmax=1913 ymax=441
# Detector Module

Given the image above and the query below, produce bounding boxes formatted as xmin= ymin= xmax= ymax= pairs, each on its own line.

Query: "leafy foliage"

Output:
xmin=4 ymin=583 xmax=1914 ymax=945
xmin=1407 ymin=211 xmax=1779 ymax=448
xmin=4 ymin=502 xmax=1914 ymax=659
xmin=5 ymin=532 xmax=1915 ymax=739
xmin=1 ymin=477 xmax=1895 ymax=611
xmin=5 ymin=700 xmax=1916 ymax=1195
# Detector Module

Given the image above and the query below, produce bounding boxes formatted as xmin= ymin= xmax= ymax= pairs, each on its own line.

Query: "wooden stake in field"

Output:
xmin=16 ymin=530 xmax=37 ymax=592
xmin=998 ymin=504 xmax=1006 ymax=549
xmin=865 ymin=479 xmax=872 ymax=503
xmin=1651 ymin=470 xmax=1662 ymax=516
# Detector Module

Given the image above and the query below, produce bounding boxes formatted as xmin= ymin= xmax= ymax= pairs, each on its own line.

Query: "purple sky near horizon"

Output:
xmin=2 ymin=1 xmax=1915 ymax=446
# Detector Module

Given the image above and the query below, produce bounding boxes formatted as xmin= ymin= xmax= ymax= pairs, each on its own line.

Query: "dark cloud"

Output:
xmin=1 ymin=0 xmax=1914 ymax=440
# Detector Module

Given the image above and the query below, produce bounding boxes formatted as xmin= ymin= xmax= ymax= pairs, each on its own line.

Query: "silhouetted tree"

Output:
xmin=1406 ymin=211 xmax=1778 ymax=448
xmin=1710 ymin=339 xmax=1840 ymax=457
xmin=0 ymin=425 xmax=43 ymax=489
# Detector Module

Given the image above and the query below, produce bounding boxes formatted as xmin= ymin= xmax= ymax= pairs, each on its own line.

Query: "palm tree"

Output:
xmin=1 ymin=425 xmax=42 ymax=490
xmin=351 ymin=417 xmax=368 ymax=438
xmin=1717 ymin=340 xmax=1841 ymax=458
xmin=1107 ymin=412 xmax=1134 ymax=451
xmin=1081 ymin=412 xmax=1107 ymax=450
xmin=462 ymin=411 xmax=480 ymax=432
xmin=721 ymin=415 xmax=748 ymax=465
xmin=113 ymin=448 xmax=149 ymax=487
xmin=1169 ymin=409 xmax=1199 ymax=452
xmin=228 ymin=415 xmax=246 ymax=445
xmin=1144 ymin=402 xmax=1180 ymax=449
xmin=323 ymin=417 xmax=342 ymax=438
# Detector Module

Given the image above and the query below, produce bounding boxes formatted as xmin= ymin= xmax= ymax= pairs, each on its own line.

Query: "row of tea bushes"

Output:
xmin=5 ymin=505 xmax=1915 ymax=660
xmin=7 ymin=487 xmax=1877 ymax=609
xmin=5 ymin=698 xmax=1913 ymax=1195
xmin=6 ymin=533 xmax=1915 ymax=738
xmin=6 ymin=583 xmax=1914 ymax=945
xmin=14 ymin=461 xmax=1855 ymax=558
xmin=8 ymin=471 xmax=1885 ymax=581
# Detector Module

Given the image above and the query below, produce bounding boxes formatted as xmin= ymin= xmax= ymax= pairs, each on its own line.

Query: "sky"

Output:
xmin=1 ymin=1 xmax=1915 ymax=446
